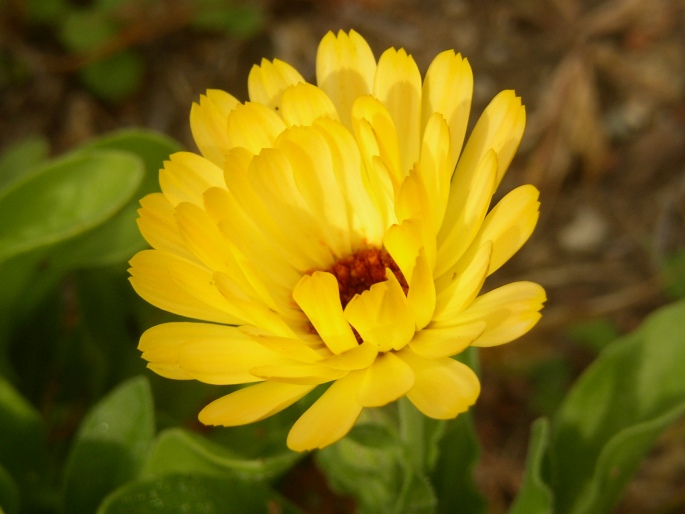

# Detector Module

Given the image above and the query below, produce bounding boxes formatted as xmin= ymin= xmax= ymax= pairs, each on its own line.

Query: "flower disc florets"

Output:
xmin=129 ymin=29 xmax=546 ymax=452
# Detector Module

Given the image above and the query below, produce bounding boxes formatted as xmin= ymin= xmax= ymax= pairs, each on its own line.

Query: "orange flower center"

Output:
xmin=327 ymin=247 xmax=408 ymax=309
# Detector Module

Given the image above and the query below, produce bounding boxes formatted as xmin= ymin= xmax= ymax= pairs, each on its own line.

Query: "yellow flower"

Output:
xmin=129 ymin=30 xmax=545 ymax=452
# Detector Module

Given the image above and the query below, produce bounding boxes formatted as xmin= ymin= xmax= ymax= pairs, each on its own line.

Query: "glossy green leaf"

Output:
xmin=62 ymin=376 xmax=155 ymax=514
xmin=0 ymin=136 xmax=49 ymax=192
xmin=0 ymin=151 xmax=143 ymax=264
xmin=97 ymin=474 xmax=301 ymax=514
xmin=53 ymin=129 xmax=182 ymax=267
xmin=144 ymin=428 xmax=301 ymax=481
xmin=509 ymin=418 xmax=553 ymax=514
xmin=0 ymin=376 xmax=50 ymax=512
xmin=551 ymin=299 xmax=685 ymax=514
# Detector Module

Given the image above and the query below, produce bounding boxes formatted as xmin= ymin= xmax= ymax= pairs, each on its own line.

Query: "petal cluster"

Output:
xmin=129 ymin=30 xmax=546 ymax=451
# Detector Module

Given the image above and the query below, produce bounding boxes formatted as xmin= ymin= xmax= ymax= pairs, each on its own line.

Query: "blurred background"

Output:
xmin=1 ymin=0 xmax=685 ymax=512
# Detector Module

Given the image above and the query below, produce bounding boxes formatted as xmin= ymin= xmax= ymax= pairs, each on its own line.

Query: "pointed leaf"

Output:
xmin=509 ymin=418 xmax=553 ymax=514
xmin=551 ymin=299 xmax=685 ymax=514
xmin=63 ymin=376 xmax=155 ymax=514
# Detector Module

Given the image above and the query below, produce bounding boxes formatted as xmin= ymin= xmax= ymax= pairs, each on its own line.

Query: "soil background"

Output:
xmin=2 ymin=0 xmax=685 ymax=512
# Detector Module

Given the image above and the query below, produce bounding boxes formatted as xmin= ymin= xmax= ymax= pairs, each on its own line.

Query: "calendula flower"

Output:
xmin=129 ymin=30 xmax=545 ymax=451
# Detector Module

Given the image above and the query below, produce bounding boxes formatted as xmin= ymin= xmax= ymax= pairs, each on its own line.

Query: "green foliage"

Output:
xmin=62 ymin=377 xmax=155 ymax=514
xmin=97 ymin=474 xmax=300 ymax=514
xmin=508 ymin=419 xmax=552 ymax=514
xmin=14 ymin=0 xmax=263 ymax=101
xmin=661 ymin=248 xmax=685 ymax=299
xmin=0 ymin=151 xmax=143 ymax=264
xmin=549 ymin=299 xmax=685 ymax=514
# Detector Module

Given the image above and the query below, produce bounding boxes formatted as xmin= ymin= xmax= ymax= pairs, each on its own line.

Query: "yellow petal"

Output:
xmin=344 ymin=269 xmax=415 ymax=352
xmin=139 ymin=322 xmax=290 ymax=385
xmin=212 ymin=271 xmax=296 ymax=338
xmin=436 ymin=149 xmax=497 ymax=278
xmin=357 ymin=352 xmax=414 ymax=407
xmin=409 ymin=321 xmax=486 ymax=358
xmin=221 ymin=147 xmax=317 ymax=274
xmin=316 ymin=29 xmax=376 ymax=130
xmin=174 ymin=201 xmax=243 ymax=279
xmin=159 ymin=152 xmax=225 ymax=207
xmin=407 ymin=248 xmax=436 ymax=330
xmin=417 ymin=113 xmax=453 ymax=235
xmin=137 ymin=193 xmax=197 ymax=263
xmin=399 ymin=349 xmax=480 ymax=419
xmin=434 ymin=241 xmax=492 ymax=321
xmin=248 ymin=147 xmax=334 ymax=269
xmin=461 ymin=184 xmax=540 ymax=278
xmin=352 ymin=95 xmax=402 ymax=186
xmin=190 ymin=89 xmax=239 ymax=167
xmin=250 ymin=363 xmax=347 ymax=385
xmin=287 ymin=371 xmax=365 ymax=451
xmin=293 ymin=272 xmax=359 ymax=355
xmin=395 ymin=164 xmax=431 ymax=227
xmin=421 ymin=51 xmax=473 ymax=172
xmin=175 ymin=202 xmax=289 ymax=320
xmin=226 ymin=102 xmax=286 ymax=154
xmin=128 ymin=250 xmax=242 ymax=325
xmin=322 ymin=341 xmax=379 ymax=370
xmin=383 ymin=219 xmax=423 ymax=283
xmin=200 ymin=382 xmax=315 ymax=426
xmin=374 ymin=47 xmax=422 ymax=174
xmin=146 ymin=363 xmax=193 ymax=380
xmin=454 ymin=90 xmax=525 ymax=189
xmin=204 ymin=186 xmax=301 ymax=294
xmin=275 ymin=126 xmax=351 ymax=256
xmin=240 ymin=326 xmax=326 ymax=364
xmin=280 ymin=83 xmax=339 ymax=126
xmin=449 ymin=281 xmax=546 ymax=347
xmin=247 ymin=58 xmax=305 ymax=110
xmin=313 ymin=118 xmax=384 ymax=247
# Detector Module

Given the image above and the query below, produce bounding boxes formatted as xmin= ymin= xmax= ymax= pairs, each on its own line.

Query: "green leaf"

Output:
xmin=144 ymin=428 xmax=301 ymax=481
xmin=317 ymin=413 xmax=437 ymax=514
xmin=0 ymin=150 xmax=143 ymax=264
xmin=191 ymin=1 xmax=262 ymax=36
xmin=509 ymin=418 xmax=553 ymax=514
xmin=97 ymin=474 xmax=301 ymax=514
xmin=25 ymin=0 xmax=68 ymax=23
xmin=0 ymin=462 xmax=19 ymax=514
xmin=59 ymin=9 xmax=116 ymax=52
xmin=431 ymin=412 xmax=486 ymax=514
xmin=399 ymin=397 xmax=446 ymax=475
xmin=661 ymin=249 xmax=685 ymax=299
xmin=53 ymin=129 xmax=182 ymax=267
xmin=550 ymin=299 xmax=685 ymax=514
xmin=0 ymin=136 xmax=49 ymax=192
xmin=573 ymin=401 xmax=685 ymax=514
xmin=79 ymin=51 xmax=144 ymax=102
xmin=0 ymin=376 xmax=50 ymax=512
xmin=62 ymin=376 xmax=155 ymax=514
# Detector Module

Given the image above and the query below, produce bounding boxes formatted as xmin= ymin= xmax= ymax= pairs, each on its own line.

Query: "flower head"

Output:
xmin=129 ymin=30 xmax=545 ymax=451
